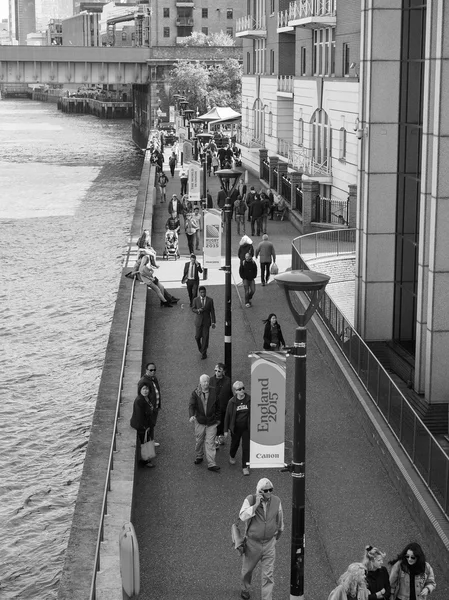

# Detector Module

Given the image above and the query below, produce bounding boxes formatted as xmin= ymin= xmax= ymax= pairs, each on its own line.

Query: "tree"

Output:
xmin=177 ymin=31 xmax=235 ymax=47
xmin=168 ymin=60 xmax=210 ymax=113
xmin=207 ymin=59 xmax=242 ymax=112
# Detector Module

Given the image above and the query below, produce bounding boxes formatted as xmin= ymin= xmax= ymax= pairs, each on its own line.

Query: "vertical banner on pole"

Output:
xmin=249 ymin=351 xmax=286 ymax=468
xmin=203 ymin=209 xmax=222 ymax=269
xmin=188 ymin=161 xmax=201 ymax=203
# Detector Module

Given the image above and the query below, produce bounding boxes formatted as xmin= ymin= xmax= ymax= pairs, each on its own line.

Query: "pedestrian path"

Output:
xmin=131 ymin=157 xmax=449 ymax=600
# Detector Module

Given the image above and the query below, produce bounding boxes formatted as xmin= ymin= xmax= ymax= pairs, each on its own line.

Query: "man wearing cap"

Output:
xmin=239 ymin=478 xmax=284 ymax=600
xmin=182 ymin=254 xmax=203 ymax=307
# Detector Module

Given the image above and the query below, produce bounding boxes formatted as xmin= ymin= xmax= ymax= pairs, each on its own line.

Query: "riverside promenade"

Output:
xmin=130 ymin=159 xmax=449 ymax=600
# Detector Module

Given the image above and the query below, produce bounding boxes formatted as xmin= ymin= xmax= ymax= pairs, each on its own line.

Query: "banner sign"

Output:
xmin=249 ymin=352 xmax=286 ymax=468
xmin=187 ymin=161 xmax=201 ymax=203
xmin=203 ymin=209 xmax=222 ymax=269
xmin=182 ymin=141 xmax=193 ymax=163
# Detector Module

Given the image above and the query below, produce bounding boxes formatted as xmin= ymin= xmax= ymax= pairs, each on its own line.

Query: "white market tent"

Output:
xmin=197 ymin=106 xmax=241 ymax=123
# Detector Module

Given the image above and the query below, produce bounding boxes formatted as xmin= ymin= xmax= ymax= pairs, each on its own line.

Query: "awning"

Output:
xmin=197 ymin=106 xmax=241 ymax=122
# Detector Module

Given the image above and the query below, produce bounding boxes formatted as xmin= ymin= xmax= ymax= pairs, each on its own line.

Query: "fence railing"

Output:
xmin=262 ymin=159 xmax=269 ymax=183
xmin=281 ymin=174 xmax=291 ymax=203
xmin=272 ymin=167 xmax=278 ymax=191
xmin=236 ymin=14 xmax=267 ymax=33
xmin=278 ymin=75 xmax=294 ymax=93
xmin=293 ymin=228 xmax=355 ymax=258
xmin=289 ymin=0 xmax=336 ymax=20
xmin=291 ymin=233 xmax=449 ymax=521
xmin=313 ymin=194 xmax=349 ymax=225
xmin=295 ymin=185 xmax=303 ymax=216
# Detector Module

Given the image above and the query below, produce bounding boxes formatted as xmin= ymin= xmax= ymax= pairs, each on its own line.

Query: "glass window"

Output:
xmin=122 ymin=31 xmax=127 ymax=40
xmin=313 ymin=27 xmax=336 ymax=76
xmin=202 ymin=26 xmax=208 ymax=35
xmin=270 ymin=49 xmax=274 ymax=75
xmin=247 ymin=52 xmax=251 ymax=74
xmin=163 ymin=27 xmax=170 ymax=37
xmin=226 ymin=27 xmax=233 ymax=37
xmin=342 ymin=42 xmax=350 ymax=76
xmin=300 ymin=47 xmax=306 ymax=76
xmin=253 ymin=98 xmax=265 ymax=143
xmin=202 ymin=8 xmax=208 ymax=18
xmin=298 ymin=118 xmax=304 ymax=146
xmin=163 ymin=8 xmax=169 ymax=18
xmin=311 ymin=109 xmax=331 ymax=169
xmin=227 ymin=8 xmax=233 ymax=19
xmin=339 ymin=128 xmax=346 ymax=160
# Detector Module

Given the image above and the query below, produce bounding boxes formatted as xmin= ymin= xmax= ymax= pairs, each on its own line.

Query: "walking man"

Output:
xmin=239 ymin=478 xmax=284 ymax=600
xmin=192 ymin=286 xmax=216 ymax=359
xmin=251 ymin=193 xmax=264 ymax=237
xmin=255 ymin=234 xmax=276 ymax=286
xmin=224 ymin=381 xmax=251 ymax=476
xmin=182 ymin=253 xmax=203 ymax=307
xmin=158 ymin=170 xmax=169 ymax=203
xmin=210 ymin=363 xmax=232 ymax=447
xmin=239 ymin=253 xmax=258 ymax=308
xmin=234 ymin=194 xmax=247 ymax=234
xmin=180 ymin=168 xmax=188 ymax=196
xmin=188 ymin=374 xmax=221 ymax=472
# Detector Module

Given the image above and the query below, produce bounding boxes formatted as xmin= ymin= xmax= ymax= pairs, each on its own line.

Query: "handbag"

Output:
xmin=231 ymin=520 xmax=246 ymax=556
xmin=270 ymin=262 xmax=279 ymax=275
xmin=141 ymin=429 xmax=156 ymax=462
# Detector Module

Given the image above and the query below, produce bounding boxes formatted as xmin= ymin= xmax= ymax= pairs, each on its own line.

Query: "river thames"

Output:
xmin=0 ymin=98 xmax=143 ymax=599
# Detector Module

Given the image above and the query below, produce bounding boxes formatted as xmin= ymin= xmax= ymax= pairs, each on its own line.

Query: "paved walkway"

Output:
xmin=132 ymin=156 xmax=448 ymax=600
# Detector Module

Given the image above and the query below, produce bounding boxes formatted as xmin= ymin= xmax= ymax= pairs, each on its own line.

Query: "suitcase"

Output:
xmin=119 ymin=522 xmax=140 ymax=597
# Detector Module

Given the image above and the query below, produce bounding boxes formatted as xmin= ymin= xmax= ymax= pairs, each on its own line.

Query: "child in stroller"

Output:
xmin=163 ymin=230 xmax=180 ymax=260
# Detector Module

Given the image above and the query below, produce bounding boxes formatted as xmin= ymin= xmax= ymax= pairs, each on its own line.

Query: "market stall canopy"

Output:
xmin=197 ymin=106 xmax=241 ymax=122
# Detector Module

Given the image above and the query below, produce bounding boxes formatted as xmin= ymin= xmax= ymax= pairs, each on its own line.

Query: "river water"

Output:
xmin=0 ymin=99 xmax=143 ymax=599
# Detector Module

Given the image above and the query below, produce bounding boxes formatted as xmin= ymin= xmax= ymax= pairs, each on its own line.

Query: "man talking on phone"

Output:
xmin=238 ymin=477 xmax=284 ymax=600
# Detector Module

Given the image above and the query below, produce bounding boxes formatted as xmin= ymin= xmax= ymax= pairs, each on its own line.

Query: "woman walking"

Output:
xmin=389 ymin=542 xmax=436 ymax=600
xmin=130 ymin=380 xmax=159 ymax=468
xmin=362 ymin=545 xmax=390 ymax=600
xmin=328 ymin=563 xmax=369 ymax=600
xmin=263 ymin=313 xmax=286 ymax=351
xmin=224 ymin=381 xmax=251 ymax=476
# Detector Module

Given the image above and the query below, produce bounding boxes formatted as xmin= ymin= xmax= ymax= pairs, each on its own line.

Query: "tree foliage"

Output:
xmin=177 ymin=31 xmax=235 ymax=47
xmin=167 ymin=58 xmax=242 ymax=114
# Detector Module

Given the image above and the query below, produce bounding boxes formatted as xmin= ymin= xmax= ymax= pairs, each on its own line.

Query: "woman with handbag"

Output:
xmin=130 ymin=380 xmax=159 ymax=468
xmin=262 ymin=313 xmax=286 ymax=351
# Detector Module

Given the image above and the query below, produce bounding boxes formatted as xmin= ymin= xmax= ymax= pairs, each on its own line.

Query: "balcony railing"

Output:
xmin=176 ymin=17 xmax=194 ymax=26
xmin=277 ymin=75 xmax=294 ymax=94
xmin=289 ymin=0 xmax=336 ymax=20
xmin=236 ymin=128 xmax=265 ymax=149
xmin=313 ymin=195 xmax=349 ymax=226
xmin=277 ymin=8 xmax=290 ymax=28
xmin=236 ymin=14 xmax=267 ymax=34
xmin=292 ymin=147 xmax=332 ymax=176
xmin=291 ymin=232 xmax=449 ymax=521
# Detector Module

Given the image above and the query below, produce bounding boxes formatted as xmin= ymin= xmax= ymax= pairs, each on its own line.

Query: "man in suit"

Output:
xmin=188 ymin=374 xmax=220 ymax=471
xmin=191 ymin=286 xmax=216 ymax=359
xmin=182 ymin=254 xmax=203 ymax=307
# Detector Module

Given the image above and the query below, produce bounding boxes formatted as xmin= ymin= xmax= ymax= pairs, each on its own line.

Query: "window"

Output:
xmin=270 ymin=49 xmax=275 ymax=75
xmin=247 ymin=52 xmax=251 ymax=74
xmin=227 ymin=8 xmax=233 ymax=19
xmin=268 ymin=111 xmax=273 ymax=137
xmin=313 ymin=27 xmax=335 ymax=76
xmin=298 ymin=118 xmax=304 ymax=146
xmin=253 ymin=98 xmax=265 ymax=143
xmin=339 ymin=128 xmax=346 ymax=160
xmin=163 ymin=27 xmax=170 ymax=37
xmin=311 ymin=109 xmax=332 ymax=169
xmin=270 ymin=0 xmax=275 ymax=14
xmin=202 ymin=8 xmax=208 ymax=18
xmin=122 ymin=31 xmax=127 ymax=40
xmin=131 ymin=32 xmax=135 ymax=40
xmin=202 ymin=26 xmax=208 ymax=35
xmin=342 ymin=43 xmax=350 ymax=76
xmin=226 ymin=27 xmax=233 ymax=37
xmin=300 ymin=47 xmax=306 ymax=76
xmin=254 ymin=38 xmax=266 ymax=74
xmin=163 ymin=8 xmax=169 ymax=18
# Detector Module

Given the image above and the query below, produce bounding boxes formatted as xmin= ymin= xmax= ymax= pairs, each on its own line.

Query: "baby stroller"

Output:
xmin=163 ymin=230 xmax=180 ymax=260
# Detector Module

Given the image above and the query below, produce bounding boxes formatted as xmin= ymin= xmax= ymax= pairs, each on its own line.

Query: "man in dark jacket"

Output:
xmin=251 ymin=194 xmax=264 ymax=237
xmin=210 ymin=362 xmax=233 ymax=446
xmin=224 ymin=381 xmax=251 ymax=475
xmin=136 ymin=362 xmax=162 ymax=446
xmin=188 ymin=374 xmax=221 ymax=471
xmin=217 ymin=186 xmax=227 ymax=210
xmin=239 ymin=253 xmax=258 ymax=307
xmin=182 ymin=253 xmax=203 ymax=306
xmin=191 ymin=286 xmax=216 ymax=359
xmin=246 ymin=186 xmax=258 ymax=222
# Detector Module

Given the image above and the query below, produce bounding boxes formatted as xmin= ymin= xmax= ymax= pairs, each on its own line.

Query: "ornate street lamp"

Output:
xmin=216 ymin=168 xmax=243 ymax=381
xmin=274 ymin=269 xmax=330 ymax=600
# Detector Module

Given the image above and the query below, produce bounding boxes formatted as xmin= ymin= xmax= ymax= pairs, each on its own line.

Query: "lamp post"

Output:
xmin=216 ymin=168 xmax=243 ymax=380
xmin=274 ymin=269 xmax=330 ymax=600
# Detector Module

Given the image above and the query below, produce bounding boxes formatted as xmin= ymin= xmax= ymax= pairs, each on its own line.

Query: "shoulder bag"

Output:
xmin=141 ymin=429 xmax=156 ymax=462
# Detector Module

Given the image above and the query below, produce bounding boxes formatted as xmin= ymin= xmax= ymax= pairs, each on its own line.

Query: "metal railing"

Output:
xmin=295 ymin=185 xmax=303 ymax=215
xmin=278 ymin=75 xmax=294 ymax=93
xmin=291 ymin=234 xmax=449 ymax=520
xmin=281 ymin=173 xmax=291 ymax=202
xmin=289 ymin=0 xmax=336 ymax=20
xmin=236 ymin=14 xmax=267 ymax=33
xmin=290 ymin=146 xmax=332 ymax=176
xmin=313 ymin=194 xmax=349 ymax=225
xmin=272 ymin=167 xmax=278 ymax=190
xmin=236 ymin=128 xmax=264 ymax=149
xmin=262 ymin=159 xmax=269 ymax=183
xmin=293 ymin=228 xmax=355 ymax=258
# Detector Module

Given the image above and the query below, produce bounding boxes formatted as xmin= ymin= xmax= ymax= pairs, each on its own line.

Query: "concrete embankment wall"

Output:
xmin=57 ymin=151 xmax=154 ymax=600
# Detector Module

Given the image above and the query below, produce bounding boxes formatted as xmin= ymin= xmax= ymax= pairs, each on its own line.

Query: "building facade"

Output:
xmin=9 ymin=0 xmax=36 ymax=44
xmin=237 ymin=0 xmax=359 ymax=228
xmin=62 ymin=11 xmax=100 ymax=45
